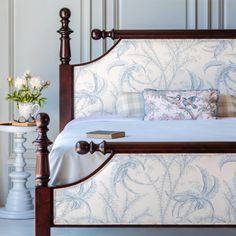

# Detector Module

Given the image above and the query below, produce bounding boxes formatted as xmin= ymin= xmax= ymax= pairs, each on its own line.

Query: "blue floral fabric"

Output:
xmin=74 ymin=39 xmax=236 ymax=118
xmin=54 ymin=154 xmax=236 ymax=225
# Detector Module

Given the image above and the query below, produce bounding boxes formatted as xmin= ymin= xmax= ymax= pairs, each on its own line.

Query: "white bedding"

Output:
xmin=49 ymin=116 xmax=236 ymax=186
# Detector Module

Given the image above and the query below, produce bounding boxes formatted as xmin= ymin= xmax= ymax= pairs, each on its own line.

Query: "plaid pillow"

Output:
xmin=116 ymin=92 xmax=144 ymax=117
xmin=218 ymin=95 xmax=236 ymax=117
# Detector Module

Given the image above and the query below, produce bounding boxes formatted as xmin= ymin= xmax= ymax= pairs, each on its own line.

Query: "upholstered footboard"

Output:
xmin=54 ymin=152 xmax=236 ymax=225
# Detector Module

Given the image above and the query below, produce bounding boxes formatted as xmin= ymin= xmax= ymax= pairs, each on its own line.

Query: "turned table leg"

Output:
xmin=0 ymin=131 xmax=34 ymax=219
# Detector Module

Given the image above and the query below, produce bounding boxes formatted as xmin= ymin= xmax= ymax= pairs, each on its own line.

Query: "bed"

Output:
xmin=33 ymin=7 xmax=236 ymax=236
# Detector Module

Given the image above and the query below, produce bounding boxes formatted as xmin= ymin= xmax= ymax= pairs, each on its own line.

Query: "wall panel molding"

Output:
xmin=80 ymin=0 xmax=92 ymax=62
xmin=211 ymin=0 xmax=220 ymax=28
xmin=9 ymin=0 xmax=14 ymax=82
xmin=219 ymin=0 xmax=225 ymax=29
xmin=102 ymin=0 xmax=107 ymax=53
xmin=9 ymin=0 xmax=14 ymax=165
xmin=90 ymin=0 xmax=118 ymax=59
xmin=186 ymin=0 xmax=197 ymax=29
xmin=197 ymin=0 xmax=209 ymax=29
xmin=91 ymin=0 xmax=105 ymax=59
xmin=186 ymin=0 xmax=226 ymax=30
xmin=106 ymin=0 xmax=115 ymax=49
xmin=208 ymin=0 xmax=212 ymax=29
xmin=0 ymin=0 xmax=12 ymax=206
xmin=114 ymin=0 xmax=120 ymax=29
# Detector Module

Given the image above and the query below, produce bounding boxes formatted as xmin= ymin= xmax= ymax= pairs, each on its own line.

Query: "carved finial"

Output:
xmin=60 ymin=8 xmax=71 ymax=19
xmin=76 ymin=141 xmax=90 ymax=154
xmin=35 ymin=112 xmax=50 ymax=128
xmin=58 ymin=8 xmax=73 ymax=65
xmin=33 ymin=113 xmax=52 ymax=187
xmin=76 ymin=141 xmax=106 ymax=155
xmin=91 ymin=29 xmax=115 ymax=40
xmin=91 ymin=29 xmax=103 ymax=40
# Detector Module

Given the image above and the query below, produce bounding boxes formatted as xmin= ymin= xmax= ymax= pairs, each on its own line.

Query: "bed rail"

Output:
xmin=76 ymin=140 xmax=236 ymax=155
xmin=91 ymin=28 xmax=236 ymax=40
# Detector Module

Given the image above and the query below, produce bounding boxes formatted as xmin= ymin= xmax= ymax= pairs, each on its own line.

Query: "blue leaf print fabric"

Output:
xmin=54 ymin=154 xmax=236 ymax=225
xmin=74 ymin=39 xmax=236 ymax=118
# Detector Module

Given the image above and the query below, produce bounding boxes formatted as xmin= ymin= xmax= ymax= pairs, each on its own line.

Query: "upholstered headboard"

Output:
xmin=58 ymin=8 xmax=236 ymax=130
xmin=73 ymin=38 xmax=236 ymax=118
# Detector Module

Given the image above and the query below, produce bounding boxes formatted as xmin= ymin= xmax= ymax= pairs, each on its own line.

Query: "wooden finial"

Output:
xmin=91 ymin=29 xmax=115 ymax=40
xmin=76 ymin=141 xmax=106 ymax=155
xmin=33 ymin=113 xmax=52 ymax=187
xmin=59 ymin=7 xmax=71 ymax=19
xmin=57 ymin=8 xmax=73 ymax=65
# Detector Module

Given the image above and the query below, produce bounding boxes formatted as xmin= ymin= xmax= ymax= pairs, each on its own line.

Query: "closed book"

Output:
xmin=0 ymin=121 xmax=36 ymax=126
xmin=86 ymin=130 xmax=125 ymax=139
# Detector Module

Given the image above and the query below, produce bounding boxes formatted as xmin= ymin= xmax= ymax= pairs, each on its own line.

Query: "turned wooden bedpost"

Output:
xmin=33 ymin=113 xmax=52 ymax=236
xmin=58 ymin=8 xmax=74 ymax=131
xmin=58 ymin=8 xmax=73 ymax=65
xmin=34 ymin=113 xmax=52 ymax=186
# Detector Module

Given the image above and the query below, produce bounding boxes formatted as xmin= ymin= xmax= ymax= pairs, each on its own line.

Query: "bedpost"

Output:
xmin=58 ymin=8 xmax=73 ymax=65
xmin=33 ymin=113 xmax=52 ymax=236
xmin=34 ymin=113 xmax=52 ymax=186
xmin=58 ymin=8 xmax=74 ymax=131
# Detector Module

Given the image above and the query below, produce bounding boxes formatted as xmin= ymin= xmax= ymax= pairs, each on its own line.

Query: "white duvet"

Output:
xmin=49 ymin=116 xmax=236 ymax=186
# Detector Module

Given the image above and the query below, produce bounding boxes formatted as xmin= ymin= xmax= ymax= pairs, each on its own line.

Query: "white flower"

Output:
xmin=6 ymin=70 xmax=50 ymax=107
xmin=30 ymin=76 xmax=42 ymax=89
xmin=14 ymin=76 xmax=26 ymax=89
xmin=23 ymin=70 xmax=31 ymax=78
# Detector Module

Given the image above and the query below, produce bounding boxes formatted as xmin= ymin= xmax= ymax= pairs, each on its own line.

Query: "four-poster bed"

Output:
xmin=33 ymin=7 xmax=236 ymax=236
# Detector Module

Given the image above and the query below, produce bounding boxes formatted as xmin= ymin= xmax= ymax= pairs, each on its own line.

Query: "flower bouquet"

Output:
xmin=6 ymin=70 xmax=50 ymax=122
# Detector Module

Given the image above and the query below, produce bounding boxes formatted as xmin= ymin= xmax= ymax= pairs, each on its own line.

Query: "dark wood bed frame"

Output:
xmin=33 ymin=8 xmax=236 ymax=236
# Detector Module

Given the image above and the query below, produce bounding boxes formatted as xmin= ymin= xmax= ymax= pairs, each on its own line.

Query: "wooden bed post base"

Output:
xmin=35 ymin=187 xmax=52 ymax=236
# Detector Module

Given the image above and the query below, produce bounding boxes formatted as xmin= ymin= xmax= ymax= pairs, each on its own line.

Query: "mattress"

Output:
xmin=49 ymin=116 xmax=236 ymax=186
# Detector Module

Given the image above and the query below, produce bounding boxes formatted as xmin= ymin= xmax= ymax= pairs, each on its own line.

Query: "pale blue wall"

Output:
xmin=225 ymin=0 xmax=236 ymax=28
xmin=119 ymin=0 xmax=186 ymax=29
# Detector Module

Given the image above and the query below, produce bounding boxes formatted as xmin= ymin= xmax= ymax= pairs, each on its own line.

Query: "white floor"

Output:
xmin=0 ymin=219 xmax=34 ymax=236
xmin=0 ymin=219 xmax=236 ymax=236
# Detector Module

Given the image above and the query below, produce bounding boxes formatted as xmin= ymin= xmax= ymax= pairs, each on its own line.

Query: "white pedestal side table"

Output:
xmin=0 ymin=124 xmax=36 ymax=219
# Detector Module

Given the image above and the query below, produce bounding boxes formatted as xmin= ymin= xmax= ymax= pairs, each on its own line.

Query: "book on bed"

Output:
xmin=86 ymin=130 xmax=125 ymax=139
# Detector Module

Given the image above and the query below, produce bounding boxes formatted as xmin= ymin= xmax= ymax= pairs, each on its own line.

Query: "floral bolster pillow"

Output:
xmin=143 ymin=89 xmax=220 ymax=120
xmin=116 ymin=92 xmax=145 ymax=117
